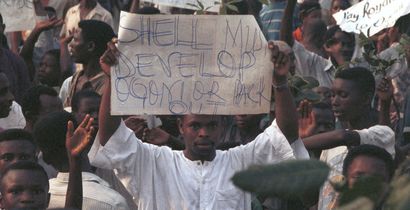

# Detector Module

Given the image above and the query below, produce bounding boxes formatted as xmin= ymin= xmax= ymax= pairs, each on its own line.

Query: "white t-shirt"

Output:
xmin=0 ymin=101 xmax=26 ymax=130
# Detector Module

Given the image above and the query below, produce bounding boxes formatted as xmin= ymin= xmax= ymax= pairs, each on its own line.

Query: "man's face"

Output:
xmin=69 ymin=28 xmax=90 ymax=64
xmin=74 ymin=97 xmax=100 ymax=130
xmin=312 ymin=108 xmax=335 ymax=134
xmin=304 ymin=9 xmax=322 ymax=25
xmin=0 ymin=169 xmax=49 ymax=210
xmin=179 ymin=115 xmax=223 ymax=161
xmin=314 ymin=86 xmax=332 ymax=105
xmin=38 ymin=95 xmax=63 ymax=119
xmin=331 ymin=79 xmax=364 ymax=122
xmin=0 ymin=74 xmax=14 ymax=118
xmin=334 ymin=31 xmax=355 ymax=62
xmin=234 ymin=114 xmax=263 ymax=130
xmin=0 ymin=140 xmax=37 ymax=171
xmin=347 ymin=155 xmax=389 ymax=188
xmin=37 ymin=54 xmax=60 ymax=86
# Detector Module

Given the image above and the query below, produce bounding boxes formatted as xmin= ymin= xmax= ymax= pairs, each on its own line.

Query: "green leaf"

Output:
xmin=227 ymin=0 xmax=243 ymax=4
xmin=336 ymin=197 xmax=374 ymax=210
xmin=197 ymin=0 xmax=205 ymax=9
xmin=259 ymin=0 xmax=270 ymax=5
xmin=295 ymin=89 xmax=322 ymax=103
xmin=384 ymin=173 xmax=410 ymax=210
xmin=231 ymin=159 xmax=330 ymax=199
xmin=288 ymin=76 xmax=308 ymax=89
xmin=300 ymin=76 xmax=319 ymax=90
xmin=225 ymin=4 xmax=239 ymax=12
xmin=186 ymin=3 xmax=200 ymax=9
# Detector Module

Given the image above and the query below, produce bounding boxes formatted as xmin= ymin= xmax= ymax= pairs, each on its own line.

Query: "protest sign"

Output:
xmin=141 ymin=0 xmax=220 ymax=13
xmin=0 ymin=0 xmax=36 ymax=32
xmin=333 ymin=0 xmax=410 ymax=37
xmin=111 ymin=12 xmax=272 ymax=115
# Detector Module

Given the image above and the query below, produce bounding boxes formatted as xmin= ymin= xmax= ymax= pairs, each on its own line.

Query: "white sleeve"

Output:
xmin=88 ymin=120 xmax=163 ymax=197
xmin=290 ymin=138 xmax=310 ymax=160
xmin=228 ymin=120 xmax=296 ymax=167
xmin=356 ymin=125 xmax=395 ymax=157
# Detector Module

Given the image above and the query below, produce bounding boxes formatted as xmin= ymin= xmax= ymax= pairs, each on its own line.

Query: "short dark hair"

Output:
xmin=71 ymin=90 xmax=101 ymax=113
xmin=136 ymin=6 xmax=161 ymax=14
xmin=21 ymin=85 xmax=58 ymax=121
xmin=33 ymin=111 xmax=76 ymax=171
xmin=0 ymin=161 xmax=49 ymax=189
xmin=44 ymin=49 xmax=60 ymax=63
xmin=343 ymin=144 xmax=394 ymax=180
xmin=332 ymin=0 xmax=351 ymax=10
xmin=395 ymin=13 xmax=410 ymax=34
xmin=78 ymin=20 xmax=115 ymax=57
xmin=335 ymin=67 xmax=376 ymax=97
xmin=0 ymin=129 xmax=36 ymax=148
xmin=299 ymin=1 xmax=321 ymax=18
xmin=324 ymin=25 xmax=355 ymax=44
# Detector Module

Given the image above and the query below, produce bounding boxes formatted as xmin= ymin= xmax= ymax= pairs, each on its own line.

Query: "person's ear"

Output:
xmin=177 ymin=118 xmax=184 ymax=135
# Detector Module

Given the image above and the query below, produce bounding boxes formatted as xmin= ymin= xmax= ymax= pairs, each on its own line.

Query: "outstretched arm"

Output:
xmin=302 ymin=130 xmax=360 ymax=150
xmin=65 ymin=115 xmax=95 ymax=209
xmin=98 ymin=40 xmax=122 ymax=146
xmin=269 ymin=41 xmax=298 ymax=144
xmin=20 ymin=18 xmax=63 ymax=81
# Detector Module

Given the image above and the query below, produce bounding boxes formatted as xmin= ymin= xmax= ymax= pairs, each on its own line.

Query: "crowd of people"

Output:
xmin=0 ymin=0 xmax=409 ymax=209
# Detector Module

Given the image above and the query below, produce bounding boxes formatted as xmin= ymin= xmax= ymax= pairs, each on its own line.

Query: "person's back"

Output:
xmin=33 ymin=111 xmax=130 ymax=210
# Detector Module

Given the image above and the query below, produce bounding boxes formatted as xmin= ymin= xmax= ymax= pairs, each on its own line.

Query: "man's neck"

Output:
xmin=80 ymin=0 xmax=97 ymax=9
xmin=82 ymin=58 xmax=102 ymax=78
xmin=347 ymin=109 xmax=375 ymax=130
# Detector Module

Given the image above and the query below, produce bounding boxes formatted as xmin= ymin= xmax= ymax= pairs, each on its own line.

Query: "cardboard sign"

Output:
xmin=111 ymin=12 xmax=272 ymax=115
xmin=0 ymin=0 xmax=36 ymax=32
xmin=141 ymin=0 xmax=220 ymax=12
xmin=333 ymin=0 xmax=410 ymax=37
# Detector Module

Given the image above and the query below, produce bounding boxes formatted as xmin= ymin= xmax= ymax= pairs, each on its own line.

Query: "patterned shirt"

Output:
xmin=259 ymin=1 xmax=300 ymax=41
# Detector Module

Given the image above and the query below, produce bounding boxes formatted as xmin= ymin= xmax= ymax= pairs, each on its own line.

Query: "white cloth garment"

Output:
xmin=48 ymin=172 xmax=130 ymax=210
xmin=89 ymin=120 xmax=307 ymax=210
xmin=293 ymin=41 xmax=335 ymax=88
xmin=0 ymin=101 xmax=26 ymax=130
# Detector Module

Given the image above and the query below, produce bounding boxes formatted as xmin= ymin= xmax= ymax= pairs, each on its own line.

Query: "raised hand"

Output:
xmin=376 ymin=77 xmax=393 ymax=102
xmin=35 ymin=17 xmax=64 ymax=32
xmin=269 ymin=41 xmax=290 ymax=84
xmin=142 ymin=127 xmax=171 ymax=146
xmin=298 ymin=100 xmax=316 ymax=138
xmin=100 ymin=38 xmax=119 ymax=76
xmin=66 ymin=115 xmax=95 ymax=158
xmin=124 ymin=116 xmax=147 ymax=139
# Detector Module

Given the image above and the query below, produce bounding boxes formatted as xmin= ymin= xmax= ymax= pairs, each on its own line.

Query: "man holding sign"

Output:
xmin=83 ymin=33 xmax=308 ymax=209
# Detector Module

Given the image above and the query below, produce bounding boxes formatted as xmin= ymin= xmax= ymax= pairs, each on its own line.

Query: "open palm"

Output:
xmin=66 ymin=115 xmax=95 ymax=158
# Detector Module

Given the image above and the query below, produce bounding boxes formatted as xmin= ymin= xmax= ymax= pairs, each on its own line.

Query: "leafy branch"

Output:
xmin=186 ymin=0 xmax=219 ymax=14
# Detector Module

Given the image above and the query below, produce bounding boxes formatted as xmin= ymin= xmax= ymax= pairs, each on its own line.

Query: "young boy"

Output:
xmin=0 ymin=161 xmax=50 ymax=210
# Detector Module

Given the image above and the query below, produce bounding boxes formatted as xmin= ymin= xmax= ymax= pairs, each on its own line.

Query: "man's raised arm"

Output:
xmin=98 ymin=41 xmax=121 ymax=146
xmin=269 ymin=42 xmax=299 ymax=144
